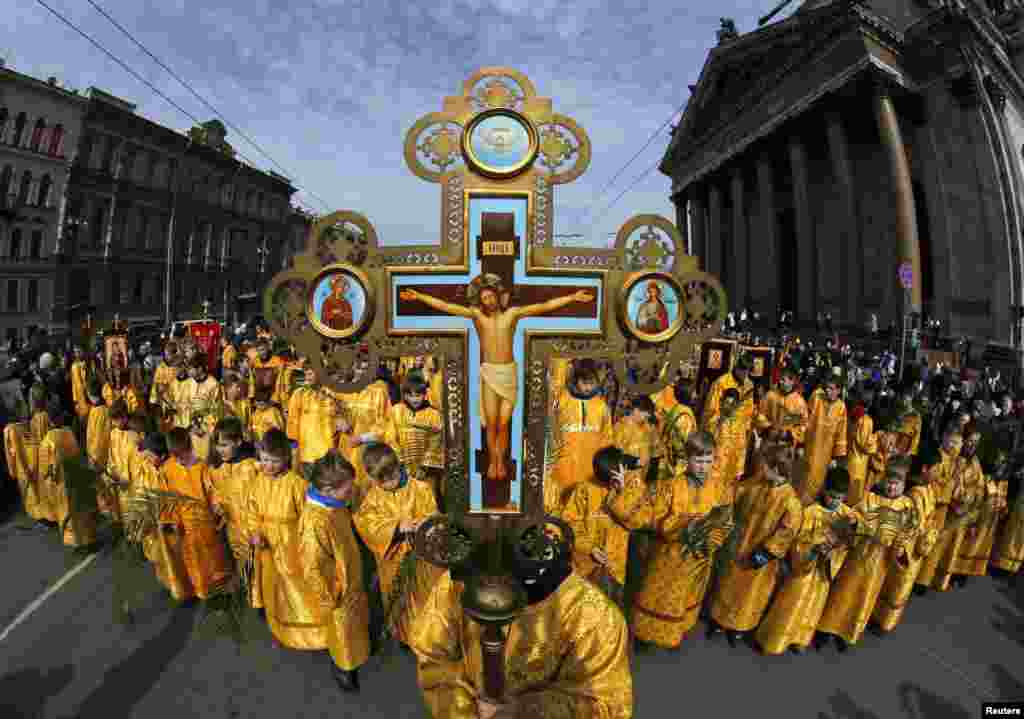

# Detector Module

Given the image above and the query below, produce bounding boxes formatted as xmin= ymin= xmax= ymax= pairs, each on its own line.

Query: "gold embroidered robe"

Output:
xmin=872 ymin=483 xmax=939 ymax=631
xmin=563 ymin=479 xmax=632 ymax=587
xmin=702 ymin=373 xmax=755 ymax=481
xmin=952 ymin=476 xmax=1008 ymax=576
xmin=382 ymin=403 xmax=445 ymax=479
xmin=149 ymin=362 xmax=178 ymax=430
xmin=102 ymin=384 xmax=142 ymax=415
xmin=108 ymin=428 xmax=139 ymax=517
xmin=992 ymin=491 xmax=1024 ymax=573
xmin=353 ymin=476 xmax=441 ymax=645
xmin=710 ymin=414 xmax=749 ymax=503
xmin=224 ymin=398 xmax=253 ymax=442
xmin=337 ymin=381 xmax=393 ymax=505
xmin=5 ymin=422 xmax=45 ymax=520
xmin=160 ymin=457 xmax=232 ymax=600
xmin=207 ymin=456 xmax=260 ymax=570
xmin=755 ymin=389 xmax=809 ymax=446
xmin=817 ymin=492 xmax=914 ymax=644
xmin=39 ymin=428 xmax=96 ymax=547
xmin=800 ymin=390 xmax=847 ymax=505
xmin=287 ymin=387 xmax=336 ymax=466
xmin=896 ymin=412 xmax=922 ymax=456
xmin=71 ymin=360 xmax=90 ymax=422
xmin=250 ymin=404 xmax=285 ymax=443
xmin=247 ymin=468 xmax=324 ymax=648
xmin=915 ymin=449 xmax=959 ymax=587
xmin=607 ymin=463 xmax=728 ymax=648
xmin=30 ymin=411 xmax=51 ymax=444
xmin=551 ymin=391 xmax=614 ymax=495
xmin=709 ymin=478 xmax=803 ymax=631
xmin=846 ymin=412 xmax=877 ymax=507
xmin=410 ymin=571 xmax=634 ymax=719
xmin=86 ymin=405 xmax=115 ymax=515
xmin=297 ymin=499 xmax=371 ymax=670
xmin=754 ymin=502 xmax=858 ymax=654
xmin=614 ymin=420 xmax=661 ymax=473
xmin=928 ymin=455 xmax=985 ymax=591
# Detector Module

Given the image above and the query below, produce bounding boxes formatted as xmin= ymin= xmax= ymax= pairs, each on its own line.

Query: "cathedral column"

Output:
xmin=755 ymin=155 xmax=778 ymax=312
xmin=825 ymin=109 xmax=862 ymax=326
xmin=873 ymin=78 xmax=922 ymax=313
xmin=730 ymin=166 xmax=748 ymax=307
xmin=788 ymin=135 xmax=816 ymax=324
xmin=689 ymin=184 xmax=708 ymax=270
xmin=707 ymin=182 xmax=723 ymax=280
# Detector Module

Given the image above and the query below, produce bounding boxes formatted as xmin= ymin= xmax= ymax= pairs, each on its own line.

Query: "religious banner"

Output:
xmin=920 ymin=348 xmax=960 ymax=371
xmin=742 ymin=345 xmax=774 ymax=392
xmin=696 ymin=339 xmax=737 ymax=404
xmin=188 ymin=321 xmax=222 ymax=374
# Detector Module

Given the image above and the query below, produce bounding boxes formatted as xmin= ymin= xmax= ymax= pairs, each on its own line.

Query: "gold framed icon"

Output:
xmin=306 ymin=264 xmax=376 ymax=340
xmin=461 ymin=108 xmax=539 ymax=179
xmin=618 ymin=271 xmax=685 ymax=343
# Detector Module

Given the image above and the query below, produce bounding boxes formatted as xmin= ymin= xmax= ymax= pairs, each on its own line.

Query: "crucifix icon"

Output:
xmin=394 ymin=208 xmax=599 ymax=512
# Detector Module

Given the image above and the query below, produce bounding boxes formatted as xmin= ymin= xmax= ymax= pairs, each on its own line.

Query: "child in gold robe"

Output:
xmin=158 ymin=428 xmax=232 ymax=601
xmin=107 ymin=409 xmax=142 ymax=518
xmin=39 ymin=406 xmax=97 ymax=548
xmin=708 ymin=388 xmax=748 ymax=504
xmin=845 ymin=383 xmax=878 ymax=506
xmin=169 ymin=363 xmax=194 ymax=431
xmin=207 ymin=418 xmax=258 ymax=578
xmin=563 ymin=445 xmax=639 ymax=608
xmin=950 ymin=451 xmax=1008 ymax=580
xmin=379 ymin=371 xmax=445 ymax=505
xmin=871 ymin=457 xmax=939 ymax=633
xmin=250 ymin=369 xmax=285 ymax=443
xmin=288 ymin=367 xmax=336 ymax=469
xmin=703 ymin=355 xmax=756 ymax=482
xmin=755 ymin=366 xmax=808 ymax=450
xmin=5 ymin=403 xmax=46 ymax=525
xmin=992 ymin=461 xmax=1024 ymax=574
xmin=222 ymin=373 xmax=253 ymax=442
xmin=927 ymin=425 xmax=987 ymax=591
xmin=335 ymin=369 xmax=394 ymax=507
xmin=799 ymin=373 xmax=847 ymax=505
xmin=247 ymin=429 xmax=323 ymax=649
xmin=755 ymin=467 xmax=858 ymax=654
xmin=605 ymin=431 xmax=728 ymax=649
xmin=708 ymin=442 xmax=803 ymax=645
xmin=660 ymin=382 xmax=698 ymax=472
xmin=614 ymin=395 xmax=660 ymax=483
xmin=84 ymin=381 xmax=115 ymax=517
xmin=550 ymin=360 xmax=614 ymax=497
xmin=298 ymin=452 xmax=370 ymax=694
xmin=29 ymin=386 xmax=51 ymax=444
xmin=817 ymin=470 xmax=914 ymax=651
xmin=103 ymin=370 xmax=143 ymax=416
xmin=70 ymin=347 xmax=91 ymax=426
xmin=352 ymin=442 xmax=441 ymax=647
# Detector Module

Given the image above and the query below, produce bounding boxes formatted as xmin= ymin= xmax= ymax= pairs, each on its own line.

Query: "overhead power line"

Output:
xmin=34 ymin=0 xmax=332 ymax=213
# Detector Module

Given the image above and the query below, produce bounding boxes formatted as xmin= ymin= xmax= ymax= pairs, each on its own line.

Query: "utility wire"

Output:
xmin=575 ymin=96 xmax=688 ymax=225
xmin=82 ymin=0 xmax=332 ymax=213
xmin=586 ymin=157 xmax=662 ymax=233
xmin=34 ymin=0 xmax=331 ymax=214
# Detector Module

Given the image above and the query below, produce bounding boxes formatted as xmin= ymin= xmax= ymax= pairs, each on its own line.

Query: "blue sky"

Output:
xmin=11 ymin=0 xmax=794 ymax=249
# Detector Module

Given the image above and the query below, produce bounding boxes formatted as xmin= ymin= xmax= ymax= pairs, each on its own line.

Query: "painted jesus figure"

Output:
xmin=400 ymin=273 xmax=594 ymax=491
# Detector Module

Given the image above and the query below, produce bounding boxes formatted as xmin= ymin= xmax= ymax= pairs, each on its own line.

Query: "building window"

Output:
xmin=30 ymin=231 xmax=41 ymax=259
xmin=11 ymin=113 xmax=27 ymax=147
xmin=7 ymin=279 xmax=18 ymax=310
xmin=92 ymin=203 xmax=107 ymax=248
xmin=17 ymin=170 xmax=32 ymax=204
xmin=37 ymin=174 xmax=51 ymax=208
xmin=0 ymin=108 xmax=7 ymax=141
xmin=27 ymin=279 xmax=38 ymax=311
xmin=133 ymin=275 xmax=143 ymax=303
xmin=9 ymin=229 xmax=21 ymax=259
xmin=29 ymin=118 xmax=46 ymax=152
xmin=49 ymin=124 xmax=64 ymax=156
xmin=155 ymin=275 xmax=164 ymax=305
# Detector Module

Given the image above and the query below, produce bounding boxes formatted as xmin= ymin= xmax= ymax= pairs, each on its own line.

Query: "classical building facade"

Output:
xmin=662 ymin=0 xmax=1024 ymax=346
xmin=0 ymin=63 xmax=312 ymax=341
xmin=0 ymin=61 xmax=86 ymax=344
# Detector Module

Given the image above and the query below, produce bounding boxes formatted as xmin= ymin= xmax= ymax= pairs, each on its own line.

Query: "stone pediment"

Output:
xmin=662 ymin=2 xmax=906 ymax=184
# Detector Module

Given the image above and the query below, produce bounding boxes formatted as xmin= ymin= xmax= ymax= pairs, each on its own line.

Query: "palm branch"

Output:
xmin=190 ymin=393 xmax=227 ymax=433
xmin=59 ymin=455 xmax=101 ymax=536
xmin=658 ymin=406 xmax=688 ymax=469
xmin=543 ymin=396 xmax=567 ymax=472
xmin=193 ymin=567 xmax=264 ymax=651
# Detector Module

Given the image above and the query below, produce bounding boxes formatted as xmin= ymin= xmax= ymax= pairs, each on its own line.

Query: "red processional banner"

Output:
xmin=189 ymin=321 xmax=222 ymax=374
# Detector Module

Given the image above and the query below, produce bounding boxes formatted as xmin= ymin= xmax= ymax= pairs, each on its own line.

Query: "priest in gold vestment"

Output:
xmin=914 ymin=430 xmax=962 ymax=590
xmin=754 ymin=468 xmax=858 ymax=654
xmin=992 ymin=463 xmax=1024 ymax=573
xmin=845 ymin=383 xmax=878 ymax=507
xmin=409 ymin=567 xmax=633 ymax=718
xmin=754 ymin=367 xmax=808 ymax=449
xmin=297 ymin=452 xmax=370 ymax=693
xmin=708 ymin=443 xmax=803 ymax=643
xmin=702 ymin=355 xmax=755 ymax=487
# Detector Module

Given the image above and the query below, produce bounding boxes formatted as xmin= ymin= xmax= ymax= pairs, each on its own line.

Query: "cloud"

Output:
xmin=15 ymin=0 xmax=789 ymax=241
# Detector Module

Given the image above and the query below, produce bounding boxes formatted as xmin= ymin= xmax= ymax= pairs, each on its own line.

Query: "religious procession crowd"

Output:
xmin=2 ymin=323 xmax=1024 ymax=718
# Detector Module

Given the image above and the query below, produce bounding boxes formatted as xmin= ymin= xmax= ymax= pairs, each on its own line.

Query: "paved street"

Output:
xmin=0 ymin=507 xmax=1021 ymax=719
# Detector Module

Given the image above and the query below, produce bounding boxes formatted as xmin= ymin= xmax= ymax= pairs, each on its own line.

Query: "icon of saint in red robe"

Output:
xmin=321 ymin=274 xmax=354 ymax=331
xmin=634 ymin=280 xmax=669 ymax=334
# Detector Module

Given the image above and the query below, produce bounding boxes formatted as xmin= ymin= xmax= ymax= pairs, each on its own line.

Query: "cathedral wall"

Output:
xmin=806 ymin=123 xmax=844 ymax=321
